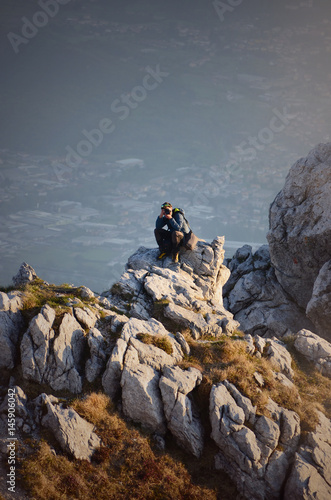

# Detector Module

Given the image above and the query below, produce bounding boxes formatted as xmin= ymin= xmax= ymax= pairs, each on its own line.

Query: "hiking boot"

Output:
xmin=157 ymin=251 xmax=167 ymax=260
xmin=172 ymin=253 xmax=179 ymax=263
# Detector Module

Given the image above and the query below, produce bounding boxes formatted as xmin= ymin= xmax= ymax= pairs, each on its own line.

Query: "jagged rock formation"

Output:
xmin=103 ymin=237 xmax=238 ymax=337
xmin=0 ymin=291 xmax=24 ymax=370
xmin=37 ymin=393 xmax=101 ymax=461
xmin=12 ymin=262 xmax=38 ymax=287
xmin=223 ymin=244 xmax=314 ymax=338
xmin=1 ymin=141 xmax=331 ymax=500
xmin=294 ymin=329 xmax=331 ymax=378
xmin=267 ymin=142 xmax=331 ymax=340
xmin=0 ymin=255 xmax=329 ymax=499
xmin=306 ymin=260 xmax=331 ymax=339
xmin=21 ymin=306 xmax=87 ymax=393
xmin=210 ymin=381 xmax=300 ymax=500
xmin=284 ymin=411 xmax=331 ymax=499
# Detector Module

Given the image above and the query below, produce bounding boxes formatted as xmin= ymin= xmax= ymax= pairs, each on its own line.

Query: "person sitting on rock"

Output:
xmin=154 ymin=202 xmax=190 ymax=263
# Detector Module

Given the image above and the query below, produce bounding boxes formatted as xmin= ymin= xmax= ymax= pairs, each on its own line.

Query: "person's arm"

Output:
xmin=155 ymin=216 xmax=166 ymax=229
xmin=156 ymin=207 xmax=171 ymax=229
xmin=167 ymin=212 xmax=184 ymax=232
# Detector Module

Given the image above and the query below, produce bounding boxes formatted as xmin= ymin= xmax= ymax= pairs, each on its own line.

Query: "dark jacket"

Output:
xmin=155 ymin=210 xmax=190 ymax=235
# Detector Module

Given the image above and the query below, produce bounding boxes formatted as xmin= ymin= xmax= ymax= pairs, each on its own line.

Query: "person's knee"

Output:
xmin=172 ymin=231 xmax=184 ymax=244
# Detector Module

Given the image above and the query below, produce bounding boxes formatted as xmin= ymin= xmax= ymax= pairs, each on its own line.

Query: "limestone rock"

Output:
xmin=284 ymin=452 xmax=331 ymax=500
xmin=164 ymin=303 xmax=209 ymax=338
xmin=85 ymin=328 xmax=107 ymax=383
xmin=125 ymin=236 xmax=229 ymax=304
xmin=175 ymin=332 xmax=190 ymax=356
xmin=0 ymin=291 xmax=24 ymax=369
xmin=12 ymin=262 xmax=38 ymax=287
xmin=21 ymin=308 xmax=87 ymax=393
xmin=49 ymin=313 xmax=86 ymax=393
xmin=21 ymin=305 xmax=56 ymax=383
xmin=159 ymin=365 xmax=203 ymax=457
xmin=102 ymin=338 xmax=128 ymax=399
xmin=129 ymin=336 xmax=179 ymax=370
xmin=307 ymin=411 xmax=331 ymax=487
xmin=267 ymin=142 xmax=331 ymax=313
xmin=223 ymin=380 xmax=256 ymax=425
xmin=74 ymin=306 xmax=99 ymax=329
xmin=294 ymin=329 xmax=331 ymax=378
xmin=79 ymin=286 xmax=95 ymax=300
xmin=306 ymin=260 xmax=331 ymax=341
xmin=266 ymin=399 xmax=301 ymax=453
xmin=0 ymin=291 xmax=23 ymax=312
xmin=266 ymin=338 xmax=294 ymax=381
xmin=254 ymin=415 xmax=280 ymax=450
xmin=224 ymin=254 xmax=313 ymax=338
xmin=121 ymin=346 xmax=166 ymax=434
xmin=0 ymin=386 xmax=28 ymax=420
xmin=40 ymin=394 xmax=101 ymax=461
xmin=108 ymin=269 xmax=152 ymax=319
xmin=210 ymin=384 xmax=300 ymax=500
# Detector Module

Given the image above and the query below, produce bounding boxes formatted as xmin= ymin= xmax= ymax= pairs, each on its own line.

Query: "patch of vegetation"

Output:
xmin=136 ymin=333 xmax=173 ymax=355
xmin=18 ymin=280 xmax=97 ymax=326
xmin=177 ymin=335 xmax=329 ymax=433
xmin=0 ymin=285 xmax=16 ymax=293
xmin=284 ymin=336 xmax=331 ymax=433
xmin=21 ymin=393 xmax=219 ymax=500
xmin=109 ymin=283 xmax=134 ymax=303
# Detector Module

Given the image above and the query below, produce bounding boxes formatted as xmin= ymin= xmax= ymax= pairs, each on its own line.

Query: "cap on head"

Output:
xmin=161 ymin=202 xmax=172 ymax=209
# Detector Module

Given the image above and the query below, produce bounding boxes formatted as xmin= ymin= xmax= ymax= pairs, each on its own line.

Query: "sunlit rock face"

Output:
xmin=267 ymin=142 xmax=331 ymax=339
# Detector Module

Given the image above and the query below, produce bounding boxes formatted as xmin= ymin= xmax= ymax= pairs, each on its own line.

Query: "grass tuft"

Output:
xmin=177 ymin=336 xmax=331 ymax=433
xmin=136 ymin=333 xmax=173 ymax=355
xmin=21 ymin=393 xmax=218 ymax=500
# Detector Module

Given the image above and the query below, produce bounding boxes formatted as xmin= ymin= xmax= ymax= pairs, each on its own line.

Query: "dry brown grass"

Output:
xmin=20 ymin=281 xmax=96 ymax=326
xmin=178 ymin=336 xmax=330 ymax=433
xmin=136 ymin=333 xmax=173 ymax=355
xmin=21 ymin=393 xmax=218 ymax=500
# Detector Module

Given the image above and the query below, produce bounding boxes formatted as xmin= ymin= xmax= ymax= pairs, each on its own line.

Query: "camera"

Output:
xmin=164 ymin=208 xmax=171 ymax=215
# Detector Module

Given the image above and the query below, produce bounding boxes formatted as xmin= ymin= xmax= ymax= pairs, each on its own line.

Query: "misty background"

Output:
xmin=0 ymin=0 xmax=330 ymax=292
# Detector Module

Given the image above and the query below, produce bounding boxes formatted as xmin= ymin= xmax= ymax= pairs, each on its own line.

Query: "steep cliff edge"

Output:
xmin=268 ymin=142 xmax=331 ymax=339
xmin=224 ymin=142 xmax=331 ymax=344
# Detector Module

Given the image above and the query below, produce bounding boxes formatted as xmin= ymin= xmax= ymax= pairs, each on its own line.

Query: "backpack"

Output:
xmin=173 ymin=208 xmax=190 ymax=229
xmin=172 ymin=208 xmax=199 ymax=251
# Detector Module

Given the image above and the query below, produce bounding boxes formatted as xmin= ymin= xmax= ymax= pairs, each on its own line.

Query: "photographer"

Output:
xmin=154 ymin=202 xmax=190 ymax=263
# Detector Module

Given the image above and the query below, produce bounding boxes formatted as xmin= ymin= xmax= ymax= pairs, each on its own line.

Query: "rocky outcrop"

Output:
xmin=160 ymin=365 xmax=204 ymax=458
xmin=223 ymin=245 xmax=313 ymax=338
xmin=0 ymin=291 xmax=24 ymax=369
xmin=12 ymin=262 xmax=38 ymax=287
xmin=36 ymin=393 xmax=101 ymax=461
xmin=21 ymin=306 xmax=87 ymax=393
xmin=294 ymin=329 xmax=331 ymax=378
xmin=306 ymin=260 xmax=331 ymax=340
xmin=121 ymin=345 xmax=167 ymax=434
xmin=103 ymin=238 xmax=238 ymax=339
xmin=267 ymin=143 xmax=331 ymax=339
xmin=85 ymin=327 xmax=107 ymax=383
xmin=284 ymin=411 xmax=331 ymax=499
xmin=125 ymin=236 xmax=230 ymax=304
xmin=1 ymin=156 xmax=330 ymax=500
xmin=210 ymin=383 xmax=301 ymax=500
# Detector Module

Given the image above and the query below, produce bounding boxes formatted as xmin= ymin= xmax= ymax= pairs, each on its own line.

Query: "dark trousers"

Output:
xmin=154 ymin=228 xmax=184 ymax=255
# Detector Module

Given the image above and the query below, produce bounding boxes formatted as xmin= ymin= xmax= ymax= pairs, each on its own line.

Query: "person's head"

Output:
xmin=161 ymin=202 xmax=172 ymax=215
